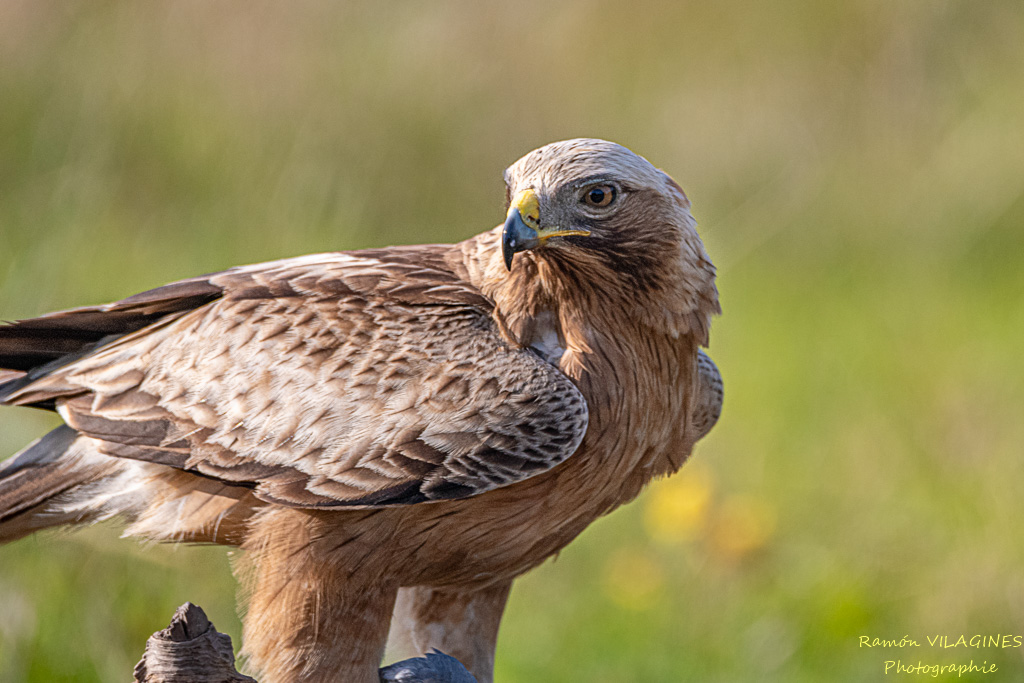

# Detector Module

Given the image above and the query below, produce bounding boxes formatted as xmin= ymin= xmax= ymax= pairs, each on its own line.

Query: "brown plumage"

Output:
xmin=0 ymin=139 xmax=721 ymax=682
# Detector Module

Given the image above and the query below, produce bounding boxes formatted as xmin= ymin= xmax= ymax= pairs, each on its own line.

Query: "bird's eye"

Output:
xmin=582 ymin=184 xmax=617 ymax=208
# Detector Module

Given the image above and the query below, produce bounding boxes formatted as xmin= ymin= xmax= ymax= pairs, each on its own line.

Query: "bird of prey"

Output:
xmin=0 ymin=139 xmax=721 ymax=683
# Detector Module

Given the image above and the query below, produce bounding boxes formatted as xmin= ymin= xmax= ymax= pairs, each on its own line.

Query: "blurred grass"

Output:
xmin=1 ymin=1 xmax=1023 ymax=681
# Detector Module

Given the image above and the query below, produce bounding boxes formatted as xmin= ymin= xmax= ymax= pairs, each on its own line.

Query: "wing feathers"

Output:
xmin=0 ymin=277 xmax=222 ymax=371
xmin=4 ymin=251 xmax=589 ymax=509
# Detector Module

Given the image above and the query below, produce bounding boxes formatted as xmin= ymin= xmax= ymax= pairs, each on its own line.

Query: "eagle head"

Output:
xmin=498 ymin=138 xmax=719 ymax=343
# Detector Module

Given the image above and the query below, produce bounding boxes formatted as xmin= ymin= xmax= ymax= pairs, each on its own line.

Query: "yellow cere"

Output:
xmin=508 ymin=188 xmax=591 ymax=243
xmin=509 ymin=189 xmax=541 ymax=228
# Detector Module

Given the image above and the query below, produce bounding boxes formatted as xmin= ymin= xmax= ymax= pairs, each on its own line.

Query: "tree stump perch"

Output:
xmin=134 ymin=602 xmax=477 ymax=682
xmin=133 ymin=602 xmax=256 ymax=683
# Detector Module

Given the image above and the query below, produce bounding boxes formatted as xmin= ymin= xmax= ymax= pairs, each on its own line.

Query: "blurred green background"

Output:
xmin=1 ymin=1 xmax=1022 ymax=681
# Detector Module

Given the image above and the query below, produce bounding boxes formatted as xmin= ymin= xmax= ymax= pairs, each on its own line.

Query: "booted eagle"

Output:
xmin=0 ymin=139 xmax=721 ymax=683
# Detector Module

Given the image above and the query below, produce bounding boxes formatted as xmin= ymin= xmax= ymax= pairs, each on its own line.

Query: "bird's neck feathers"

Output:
xmin=457 ymin=221 xmax=719 ymax=361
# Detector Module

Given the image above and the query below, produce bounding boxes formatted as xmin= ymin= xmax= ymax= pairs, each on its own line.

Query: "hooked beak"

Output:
xmin=501 ymin=189 xmax=591 ymax=271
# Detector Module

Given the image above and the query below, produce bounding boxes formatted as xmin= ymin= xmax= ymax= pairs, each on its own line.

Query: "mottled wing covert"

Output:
xmin=1 ymin=253 xmax=589 ymax=507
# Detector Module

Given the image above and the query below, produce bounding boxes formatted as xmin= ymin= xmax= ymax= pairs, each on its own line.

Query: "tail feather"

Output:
xmin=0 ymin=275 xmax=247 ymax=546
xmin=0 ymin=426 xmax=122 ymax=542
xmin=1 ymin=426 xmax=258 ymax=546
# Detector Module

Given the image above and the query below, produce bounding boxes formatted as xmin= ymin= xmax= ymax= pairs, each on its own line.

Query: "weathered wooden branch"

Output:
xmin=134 ymin=602 xmax=256 ymax=683
xmin=134 ymin=603 xmax=477 ymax=683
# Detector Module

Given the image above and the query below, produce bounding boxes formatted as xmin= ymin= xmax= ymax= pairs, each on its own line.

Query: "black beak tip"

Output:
xmin=501 ymin=211 xmax=520 ymax=271
xmin=501 ymin=207 xmax=539 ymax=273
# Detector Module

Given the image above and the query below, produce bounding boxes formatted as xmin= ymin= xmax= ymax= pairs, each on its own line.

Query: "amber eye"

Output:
xmin=582 ymin=184 xmax=617 ymax=208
